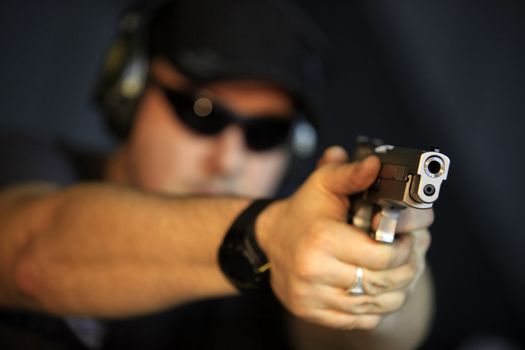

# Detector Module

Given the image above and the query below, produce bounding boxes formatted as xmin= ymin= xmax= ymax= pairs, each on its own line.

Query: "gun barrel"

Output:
xmin=350 ymin=137 xmax=451 ymax=243
xmin=424 ymin=156 xmax=446 ymax=178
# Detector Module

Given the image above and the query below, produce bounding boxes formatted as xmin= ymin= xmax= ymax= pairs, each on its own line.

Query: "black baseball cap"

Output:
xmin=149 ymin=0 xmax=327 ymax=129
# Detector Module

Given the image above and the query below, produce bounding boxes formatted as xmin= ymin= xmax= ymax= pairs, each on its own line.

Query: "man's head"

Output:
xmin=98 ymin=0 xmax=326 ymax=197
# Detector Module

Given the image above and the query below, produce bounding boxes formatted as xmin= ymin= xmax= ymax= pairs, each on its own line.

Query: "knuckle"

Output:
xmin=383 ymin=273 xmax=397 ymax=288
xmin=307 ymin=221 xmax=331 ymax=247
xmin=367 ymin=275 xmax=391 ymax=295
xmin=363 ymin=281 xmax=381 ymax=296
xmin=294 ymin=224 xmax=331 ymax=281
xmin=294 ymin=256 xmax=320 ymax=282
xmin=351 ymin=300 xmax=376 ymax=314
xmin=293 ymin=231 xmax=326 ymax=280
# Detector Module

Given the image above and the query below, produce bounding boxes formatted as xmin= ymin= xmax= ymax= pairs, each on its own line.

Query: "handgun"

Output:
xmin=350 ymin=136 xmax=451 ymax=243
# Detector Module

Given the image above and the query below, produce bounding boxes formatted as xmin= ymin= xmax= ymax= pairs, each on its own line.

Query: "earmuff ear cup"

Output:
xmin=93 ymin=10 xmax=152 ymax=140
xmin=290 ymin=119 xmax=317 ymax=158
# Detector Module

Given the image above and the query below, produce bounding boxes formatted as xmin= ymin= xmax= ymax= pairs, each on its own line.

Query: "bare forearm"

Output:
xmin=1 ymin=156 xmax=435 ymax=338
xmin=0 ymin=183 xmax=248 ymax=317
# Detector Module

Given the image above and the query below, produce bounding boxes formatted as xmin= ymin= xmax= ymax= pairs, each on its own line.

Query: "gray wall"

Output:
xmin=0 ymin=0 xmax=132 ymax=148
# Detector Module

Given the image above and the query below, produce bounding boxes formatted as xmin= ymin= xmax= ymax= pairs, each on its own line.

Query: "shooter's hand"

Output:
xmin=256 ymin=146 xmax=431 ymax=330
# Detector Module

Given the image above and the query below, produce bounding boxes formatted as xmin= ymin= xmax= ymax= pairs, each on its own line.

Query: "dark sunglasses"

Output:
xmin=154 ymin=83 xmax=295 ymax=152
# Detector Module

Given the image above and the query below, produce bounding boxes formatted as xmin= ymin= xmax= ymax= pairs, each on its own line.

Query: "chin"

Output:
xmin=194 ymin=187 xmax=237 ymax=196
xmin=155 ymin=180 xmax=270 ymax=197
xmin=169 ymin=184 xmax=233 ymax=196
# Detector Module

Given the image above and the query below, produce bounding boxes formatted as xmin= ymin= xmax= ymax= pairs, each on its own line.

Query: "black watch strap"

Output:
xmin=218 ymin=199 xmax=274 ymax=294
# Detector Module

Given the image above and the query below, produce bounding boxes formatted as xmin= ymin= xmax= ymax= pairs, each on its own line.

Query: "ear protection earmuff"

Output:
xmin=93 ymin=2 xmax=165 ymax=139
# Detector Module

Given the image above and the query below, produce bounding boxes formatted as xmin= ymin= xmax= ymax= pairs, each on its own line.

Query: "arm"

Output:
xmin=0 ymin=152 xmax=425 ymax=338
xmin=0 ymin=182 xmax=246 ymax=317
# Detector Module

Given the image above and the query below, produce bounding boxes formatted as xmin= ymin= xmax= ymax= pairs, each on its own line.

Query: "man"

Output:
xmin=0 ymin=0 xmax=433 ymax=349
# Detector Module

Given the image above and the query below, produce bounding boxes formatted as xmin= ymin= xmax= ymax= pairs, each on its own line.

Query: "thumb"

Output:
xmin=317 ymin=155 xmax=380 ymax=196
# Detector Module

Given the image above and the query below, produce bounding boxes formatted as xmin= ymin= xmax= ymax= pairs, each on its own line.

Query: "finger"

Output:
xmin=361 ymin=256 xmax=418 ymax=295
xmin=323 ymin=287 xmax=407 ymax=316
xmin=316 ymin=156 xmax=380 ymax=196
xmin=411 ymin=228 xmax=432 ymax=255
xmin=371 ymin=207 xmax=434 ymax=233
xmin=315 ymin=255 xmax=418 ymax=295
xmin=302 ymin=308 xmax=382 ymax=330
xmin=316 ymin=146 xmax=349 ymax=168
xmin=321 ymin=220 xmax=413 ymax=270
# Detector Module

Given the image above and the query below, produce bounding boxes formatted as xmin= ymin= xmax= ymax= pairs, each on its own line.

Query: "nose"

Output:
xmin=208 ymin=125 xmax=247 ymax=178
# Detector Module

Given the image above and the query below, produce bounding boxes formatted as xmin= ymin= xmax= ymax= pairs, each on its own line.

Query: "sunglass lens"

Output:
xmin=244 ymin=119 xmax=292 ymax=151
xmin=161 ymin=86 xmax=292 ymax=151
xmin=164 ymin=90 xmax=226 ymax=135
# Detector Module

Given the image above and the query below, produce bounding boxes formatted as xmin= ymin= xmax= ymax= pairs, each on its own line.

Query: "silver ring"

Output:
xmin=347 ymin=267 xmax=365 ymax=295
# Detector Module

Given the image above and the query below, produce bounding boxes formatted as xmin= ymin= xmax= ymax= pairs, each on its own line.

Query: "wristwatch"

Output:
xmin=218 ymin=199 xmax=274 ymax=294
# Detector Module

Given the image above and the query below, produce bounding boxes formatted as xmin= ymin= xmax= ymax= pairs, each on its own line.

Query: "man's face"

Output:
xmin=121 ymin=58 xmax=293 ymax=197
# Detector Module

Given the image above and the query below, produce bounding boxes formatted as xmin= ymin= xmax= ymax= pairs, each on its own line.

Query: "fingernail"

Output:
xmin=325 ymin=146 xmax=347 ymax=159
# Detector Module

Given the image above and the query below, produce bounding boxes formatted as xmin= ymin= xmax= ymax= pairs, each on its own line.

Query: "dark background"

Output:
xmin=1 ymin=0 xmax=524 ymax=349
